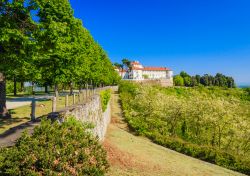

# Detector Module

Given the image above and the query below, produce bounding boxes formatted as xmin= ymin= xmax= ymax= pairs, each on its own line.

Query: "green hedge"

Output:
xmin=0 ymin=118 xmax=109 ymax=176
xmin=100 ymin=89 xmax=111 ymax=112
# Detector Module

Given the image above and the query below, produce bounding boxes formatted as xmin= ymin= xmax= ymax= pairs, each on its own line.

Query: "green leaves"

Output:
xmin=100 ymin=89 xmax=111 ymax=112
xmin=119 ymin=81 xmax=250 ymax=174
xmin=0 ymin=118 xmax=109 ymax=175
xmin=1 ymin=0 xmax=119 ymax=87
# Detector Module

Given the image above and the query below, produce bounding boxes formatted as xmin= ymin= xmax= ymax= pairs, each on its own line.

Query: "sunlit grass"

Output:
xmin=1 ymin=92 xmax=94 ymax=134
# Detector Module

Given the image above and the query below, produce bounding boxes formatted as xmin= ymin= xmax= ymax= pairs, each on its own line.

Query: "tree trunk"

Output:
xmin=31 ymin=82 xmax=35 ymax=95
xmin=54 ymin=84 xmax=59 ymax=97
xmin=0 ymin=73 xmax=10 ymax=118
xmin=20 ymin=82 xmax=24 ymax=92
xmin=45 ymin=84 xmax=49 ymax=94
xmin=13 ymin=76 xmax=17 ymax=96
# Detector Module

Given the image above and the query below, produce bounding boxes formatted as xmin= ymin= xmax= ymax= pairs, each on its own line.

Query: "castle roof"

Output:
xmin=143 ymin=67 xmax=171 ymax=71
xmin=131 ymin=66 xmax=171 ymax=71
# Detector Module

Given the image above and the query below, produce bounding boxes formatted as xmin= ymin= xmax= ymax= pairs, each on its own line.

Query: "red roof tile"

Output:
xmin=143 ymin=67 xmax=171 ymax=71
xmin=131 ymin=67 xmax=143 ymax=70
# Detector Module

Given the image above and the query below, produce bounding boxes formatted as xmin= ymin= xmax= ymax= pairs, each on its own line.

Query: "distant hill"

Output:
xmin=238 ymin=84 xmax=250 ymax=88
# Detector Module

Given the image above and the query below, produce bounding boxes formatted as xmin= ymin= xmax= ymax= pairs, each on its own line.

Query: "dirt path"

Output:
xmin=104 ymin=92 xmax=245 ymax=176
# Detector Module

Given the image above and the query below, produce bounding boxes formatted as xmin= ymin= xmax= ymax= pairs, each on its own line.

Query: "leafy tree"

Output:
xmin=184 ymin=76 xmax=192 ymax=87
xmin=195 ymin=75 xmax=201 ymax=84
xmin=180 ymin=71 xmax=190 ymax=78
xmin=200 ymin=74 xmax=210 ymax=86
xmin=191 ymin=76 xmax=198 ymax=87
xmin=227 ymin=77 xmax=236 ymax=88
xmin=122 ymin=58 xmax=131 ymax=70
xmin=113 ymin=62 xmax=123 ymax=69
xmin=0 ymin=0 xmax=121 ymax=106
xmin=174 ymin=75 xmax=184 ymax=86
xmin=32 ymin=0 xmax=81 ymax=96
xmin=0 ymin=0 xmax=38 ymax=116
xmin=175 ymin=72 xmax=236 ymax=88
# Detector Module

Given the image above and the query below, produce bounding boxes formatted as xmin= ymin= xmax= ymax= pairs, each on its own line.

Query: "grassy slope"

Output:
xmin=104 ymin=92 xmax=245 ymax=176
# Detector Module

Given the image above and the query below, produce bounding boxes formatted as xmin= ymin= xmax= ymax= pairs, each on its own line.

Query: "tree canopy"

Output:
xmin=174 ymin=71 xmax=236 ymax=88
xmin=0 ymin=0 xmax=119 ymax=116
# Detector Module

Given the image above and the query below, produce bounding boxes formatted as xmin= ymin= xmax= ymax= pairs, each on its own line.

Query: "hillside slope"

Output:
xmin=104 ymin=92 xmax=245 ymax=176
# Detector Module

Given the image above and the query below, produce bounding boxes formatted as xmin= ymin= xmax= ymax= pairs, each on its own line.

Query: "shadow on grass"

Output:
xmin=0 ymin=117 xmax=42 ymax=144
xmin=0 ymin=116 xmax=30 ymax=129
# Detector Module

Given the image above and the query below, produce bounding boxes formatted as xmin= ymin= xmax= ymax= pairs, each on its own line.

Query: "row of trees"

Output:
xmin=0 ymin=0 xmax=120 ymax=118
xmin=174 ymin=71 xmax=236 ymax=88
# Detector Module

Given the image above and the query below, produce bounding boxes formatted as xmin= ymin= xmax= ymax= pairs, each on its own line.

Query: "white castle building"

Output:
xmin=115 ymin=61 xmax=174 ymax=86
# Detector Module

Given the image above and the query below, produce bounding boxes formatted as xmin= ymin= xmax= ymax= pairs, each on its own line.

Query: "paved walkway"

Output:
xmin=7 ymin=101 xmax=31 ymax=109
xmin=6 ymin=95 xmax=53 ymax=109
xmin=0 ymin=120 xmax=41 ymax=147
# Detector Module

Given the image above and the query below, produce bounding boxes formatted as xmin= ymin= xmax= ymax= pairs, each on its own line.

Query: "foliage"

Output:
xmin=142 ymin=74 xmax=149 ymax=79
xmin=174 ymin=75 xmax=184 ymax=86
xmin=0 ymin=118 xmax=109 ymax=175
xmin=0 ymin=0 xmax=119 ymax=114
xmin=175 ymin=71 xmax=236 ymax=88
xmin=0 ymin=0 xmax=120 ymax=87
xmin=122 ymin=58 xmax=131 ymax=70
xmin=6 ymin=81 xmax=22 ymax=94
xmin=100 ymin=89 xmax=111 ymax=112
xmin=119 ymin=81 xmax=250 ymax=174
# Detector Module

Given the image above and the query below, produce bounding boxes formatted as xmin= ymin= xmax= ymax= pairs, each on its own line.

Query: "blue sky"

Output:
xmin=70 ymin=0 xmax=250 ymax=85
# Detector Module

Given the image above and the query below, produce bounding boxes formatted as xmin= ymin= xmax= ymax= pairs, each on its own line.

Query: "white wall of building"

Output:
xmin=142 ymin=70 xmax=167 ymax=79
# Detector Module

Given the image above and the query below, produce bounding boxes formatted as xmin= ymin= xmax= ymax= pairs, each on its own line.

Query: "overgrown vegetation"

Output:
xmin=0 ymin=118 xmax=109 ymax=175
xmin=119 ymin=81 xmax=250 ymax=174
xmin=100 ymin=89 xmax=111 ymax=112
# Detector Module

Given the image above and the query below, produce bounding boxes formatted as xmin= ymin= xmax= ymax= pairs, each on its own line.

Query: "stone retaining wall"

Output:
xmin=48 ymin=94 xmax=111 ymax=141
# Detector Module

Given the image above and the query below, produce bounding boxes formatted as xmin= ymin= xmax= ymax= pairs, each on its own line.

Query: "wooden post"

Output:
xmin=81 ymin=90 xmax=84 ymax=103
xmin=52 ymin=97 xmax=56 ymax=112
xmin=86 ymin=84 xmax=88 ymax=100
xmin=73 ymin=94 xmax=76 ymax=104
xmin=90 ymin=80 xmax=93 ymax=97
xmin=84 ymin=89 xmax=87 ymax=102
xmin=78 ymin=93 xmax=81 ymax=103
xmin=65 ymin=95 xmax=69 ymax=107
xmin=31 ymin=99 xmax=36 ymax=121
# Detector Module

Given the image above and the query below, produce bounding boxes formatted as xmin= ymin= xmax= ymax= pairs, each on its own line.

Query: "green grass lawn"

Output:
xmin=1 ymin=94 xmax=89 ymax=134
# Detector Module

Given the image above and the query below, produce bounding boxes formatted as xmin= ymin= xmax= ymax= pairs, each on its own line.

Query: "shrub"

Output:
xmin=119 ymin=81 xmax=250 ymax=175
xmin=100 ymin=89 xmax=111 ymax=112
xmin=0 ymin=118 xmax=109 ymax=176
